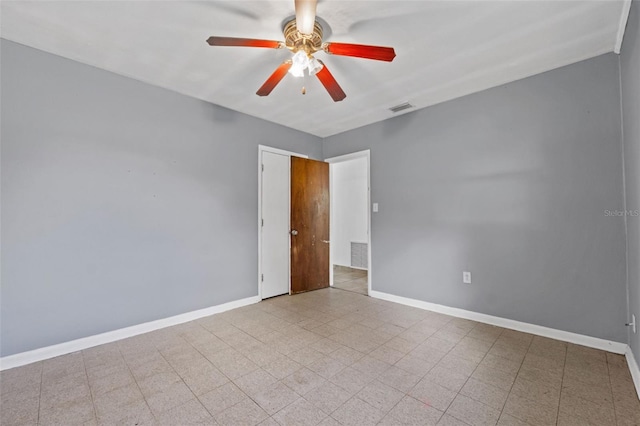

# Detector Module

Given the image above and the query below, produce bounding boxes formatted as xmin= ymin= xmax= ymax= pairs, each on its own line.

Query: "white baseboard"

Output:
xmin=370 ymin=290 xmax=627 ymax=354
xmin=0 ymin=295 xmax=261 ymax=371
xmin=626 ymin=346 xmax=640 ymax=400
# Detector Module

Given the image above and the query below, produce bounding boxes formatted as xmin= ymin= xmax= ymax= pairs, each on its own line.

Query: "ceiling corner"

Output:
xmin=614 ymin=0 xmax=633 ymax=54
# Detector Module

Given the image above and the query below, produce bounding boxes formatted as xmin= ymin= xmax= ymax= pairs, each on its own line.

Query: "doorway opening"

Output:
xmin=327 ymin=151 xmax=371 ymax=296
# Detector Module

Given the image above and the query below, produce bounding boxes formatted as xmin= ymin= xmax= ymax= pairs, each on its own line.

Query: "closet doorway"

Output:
xmin=326 ymin=150 xmax=371 ymax=295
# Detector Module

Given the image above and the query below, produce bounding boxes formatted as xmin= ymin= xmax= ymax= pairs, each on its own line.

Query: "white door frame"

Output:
xmin=325 ymin=150 xmax=372 ymax=295
xmin=258 ymin=145 xmax=308 ymax=299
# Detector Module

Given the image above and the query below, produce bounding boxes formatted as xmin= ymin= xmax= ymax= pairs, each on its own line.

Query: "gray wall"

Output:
xmin=323 ymin=53 xmax=628 ymax=343
xmin=2 ymin=31 xmax=634 ymax=358
xmin=621 ymin=2 xmax=640 ymax=359
xmin=0 ymin=40 xmax=322 ymax=357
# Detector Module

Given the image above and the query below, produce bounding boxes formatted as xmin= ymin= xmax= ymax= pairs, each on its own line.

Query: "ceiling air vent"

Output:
xmin=389 ymin=102 xmax=414 ymax=113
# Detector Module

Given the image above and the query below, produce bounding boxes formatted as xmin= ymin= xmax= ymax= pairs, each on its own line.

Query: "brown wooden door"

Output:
xmin=290 ymin=157 xmax=330 ymax=294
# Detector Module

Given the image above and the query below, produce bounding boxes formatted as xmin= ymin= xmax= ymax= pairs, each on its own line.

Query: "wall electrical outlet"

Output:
xmin=463 ymin=271 xmax=471 ymax=284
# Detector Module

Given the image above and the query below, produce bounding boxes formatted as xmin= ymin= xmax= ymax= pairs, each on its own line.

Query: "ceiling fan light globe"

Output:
xmin=308 ymin=57 xmax=323 ymax=76
xmin=292 ymin=50 xmax=309 ymax=68
xmin=289 ymin=63 xmax=305 ymax=77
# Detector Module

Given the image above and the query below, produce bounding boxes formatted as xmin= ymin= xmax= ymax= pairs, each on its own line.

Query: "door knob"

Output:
xmin=290 ymin=230 xmax=298 ymax=236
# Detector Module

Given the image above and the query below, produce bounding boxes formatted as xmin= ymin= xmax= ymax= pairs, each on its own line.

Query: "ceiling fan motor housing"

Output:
xmin=284 ymin=19 xmax=324 ymax=55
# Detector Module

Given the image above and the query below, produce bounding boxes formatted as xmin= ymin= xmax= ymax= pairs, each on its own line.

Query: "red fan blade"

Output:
xmin=256 ymin=61 xmax=292 ymax=96
xmin=207 ymin=36 xmax=282 ymax=49
xmin=323 ymin=42 xmax=396 ymax=62
xmin=315 ymin=62 xmax=346 ymax=102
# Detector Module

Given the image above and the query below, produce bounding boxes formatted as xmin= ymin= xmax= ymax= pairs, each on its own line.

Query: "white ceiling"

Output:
xmin=0 ymin=1 xmax=631 ymax=137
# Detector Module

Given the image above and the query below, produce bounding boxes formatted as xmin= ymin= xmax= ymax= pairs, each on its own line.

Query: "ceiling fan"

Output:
xmin=206 ymin=0 xmax=396 ymax=102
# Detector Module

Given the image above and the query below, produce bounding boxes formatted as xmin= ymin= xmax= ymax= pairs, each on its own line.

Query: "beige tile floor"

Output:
xmin=333 ymin=266 xmax=368 ymax=295
xmin=2 ymin=288 xmax=639 ymax=425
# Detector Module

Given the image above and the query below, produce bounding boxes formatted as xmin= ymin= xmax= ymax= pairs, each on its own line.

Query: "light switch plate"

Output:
xmin=373 ymin=203 xmax=379 ymax=212
xmin=463 ymin=271 xmax=471 ymax=284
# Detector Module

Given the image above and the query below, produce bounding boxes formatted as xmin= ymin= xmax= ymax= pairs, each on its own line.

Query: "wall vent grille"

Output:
xmin=389 ymin=102 xmax=414 ymax=113
xmin=351 ymin=242 xmax=368 ymax=269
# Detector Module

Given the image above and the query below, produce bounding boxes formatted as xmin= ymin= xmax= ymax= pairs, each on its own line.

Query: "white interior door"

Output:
xmin=261 ymin=151 xmax=290 ymax=299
